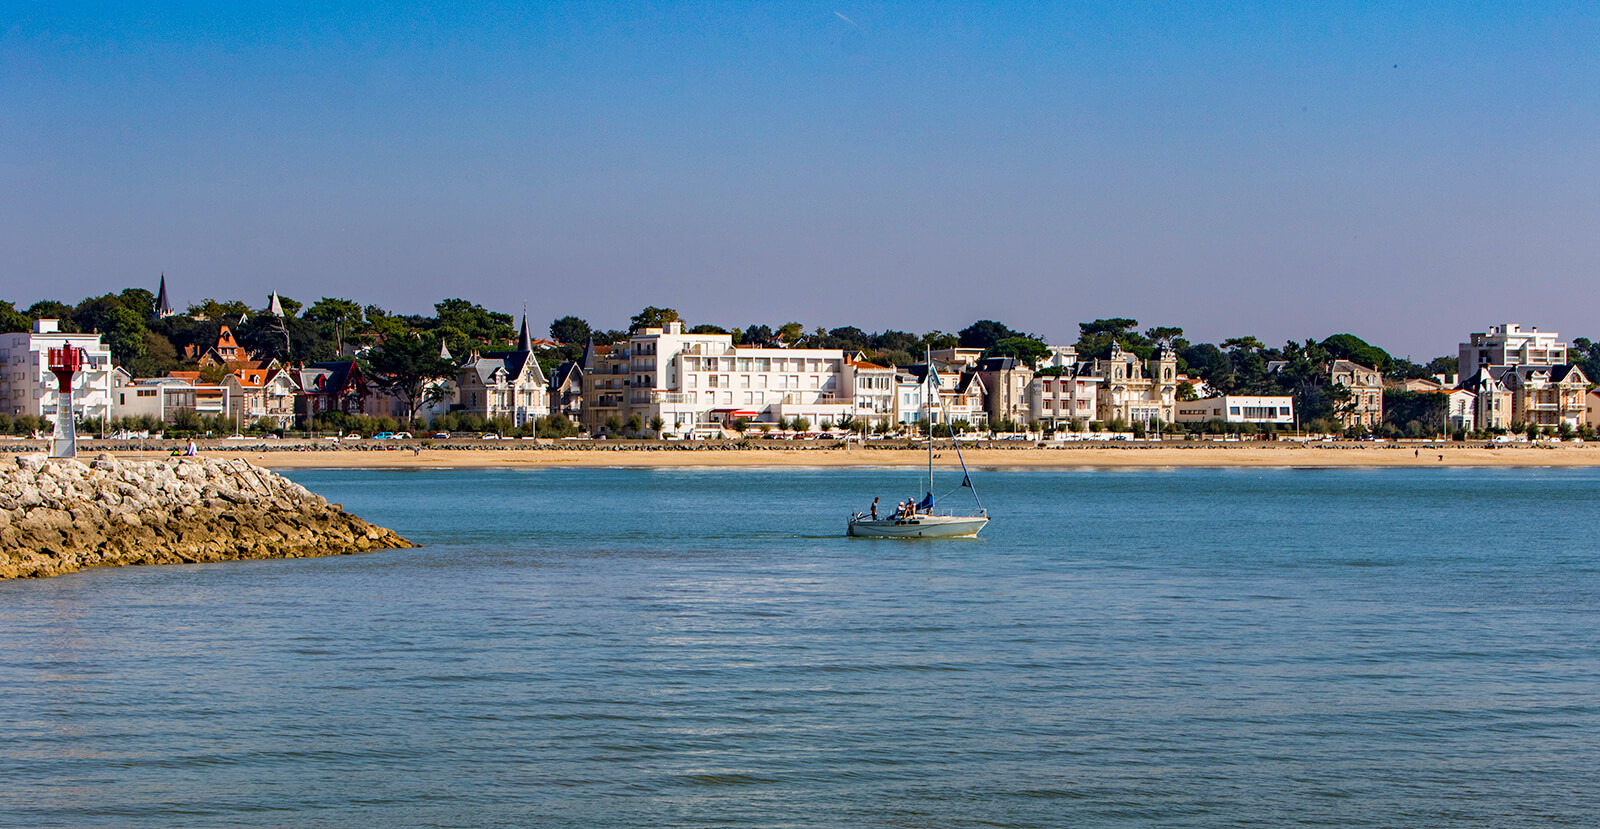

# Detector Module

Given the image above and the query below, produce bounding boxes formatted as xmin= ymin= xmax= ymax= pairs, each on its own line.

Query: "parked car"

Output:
xmin=393 ymin=432 xmax=412 ymax=439
xmin=433 ymin=432 xmax=451 ymax=439
xmin=372 ymin=432 xmax=395 ymax=440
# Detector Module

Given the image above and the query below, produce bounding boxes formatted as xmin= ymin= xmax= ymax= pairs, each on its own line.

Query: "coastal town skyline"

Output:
xmin=6 ymin=4 xmax=1598 ymax=359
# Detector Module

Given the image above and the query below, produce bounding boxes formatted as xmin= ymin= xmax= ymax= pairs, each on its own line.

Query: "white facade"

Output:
xmin=1029 ymin=372 xmax=1098 ymax=425
xmin=0 ymin=320 xmax=115 ymax=423
xmin=1459 ymin=324 xmax=1568 ymax=377
xmin=838 ymin=357 xmax=896 ymax=426
xmin=1174 ymin=395 xmax=1295 ymax=425
xmin=626 ymin=322 xmax=855 ymax=434
xmin=1444 ymin=388 xmax=1476 ymax=432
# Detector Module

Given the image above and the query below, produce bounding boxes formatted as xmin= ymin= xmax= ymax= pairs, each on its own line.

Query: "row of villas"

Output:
xmin=561 ymin=323 xmax=1300 ymax=436
xmin=3 ymin=316 xmax=1594 ymax=437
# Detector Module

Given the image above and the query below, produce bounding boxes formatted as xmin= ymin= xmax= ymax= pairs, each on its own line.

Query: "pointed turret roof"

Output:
xmin=516 ymin=314 xmax=533 ymax=353
xmin=268 ymin=292 xmax=284 ymax=317
xmin=440 ymin=339 xmax=454 ymax=362
xmin=579 ymin=336 xmax=597 ymax=371
xmin=156 ymin=273 xmax=175 ymax=317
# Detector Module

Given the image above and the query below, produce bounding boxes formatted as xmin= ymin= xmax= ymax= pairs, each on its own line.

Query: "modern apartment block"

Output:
xmin=0 ymin=319 xmax=115 ymax=423
xmin=1028 ymin=368 xmax=1097 ymax=427
xmin=1174 ymin=395 xmax=1295 ymax=425
xmin=1458 ymin=324 xmax=1569 ymax=377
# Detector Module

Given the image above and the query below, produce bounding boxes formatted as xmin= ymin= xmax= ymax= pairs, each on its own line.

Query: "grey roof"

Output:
xmin=552 ymin=361 xmax=583 ymax=391
xmin=516 ymin=315 xmax=533 ymax=353
xmin=579 ymin=337 xmax=597 ymax=371
xmin=465 ymin=350 xmax=546 ymax=387
xmin=155 ymin=273 xmax=173 ymax=316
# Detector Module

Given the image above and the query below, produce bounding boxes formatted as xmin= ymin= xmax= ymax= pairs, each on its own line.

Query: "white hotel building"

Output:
xmin=620 ymin=322 xmax=885 ymax=435
xmin=0 ymin=319 xmax=115 ymax=424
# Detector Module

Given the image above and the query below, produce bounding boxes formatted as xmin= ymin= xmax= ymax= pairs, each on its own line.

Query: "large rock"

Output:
xmin=0 ymin=455 xmax=413 ymax=579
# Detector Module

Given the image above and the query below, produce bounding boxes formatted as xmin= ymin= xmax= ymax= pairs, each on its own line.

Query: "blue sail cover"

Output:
xmin=918 ymin=493 xmax=934 ymax=511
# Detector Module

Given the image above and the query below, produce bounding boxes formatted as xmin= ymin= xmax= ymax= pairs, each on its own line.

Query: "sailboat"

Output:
xmin=847 ymin=351 xmax=989 ymax=538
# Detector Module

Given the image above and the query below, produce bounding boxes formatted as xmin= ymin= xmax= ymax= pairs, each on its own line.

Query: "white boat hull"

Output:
xmin=847 ymin=514 xmax=988 ymax=538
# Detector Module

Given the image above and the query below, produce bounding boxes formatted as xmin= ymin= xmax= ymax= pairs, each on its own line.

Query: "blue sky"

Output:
xmin=3 ymin=2 xmax=1597 ymax=358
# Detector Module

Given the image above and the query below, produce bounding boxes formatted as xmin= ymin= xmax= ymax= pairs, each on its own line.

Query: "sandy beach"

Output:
xmin=72 ymin=440 xmax=1600 ymax=470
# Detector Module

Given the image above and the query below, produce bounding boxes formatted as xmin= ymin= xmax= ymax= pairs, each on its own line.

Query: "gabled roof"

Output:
xmin=300 ymin=360 xmax=365 ymax=396
xmin=463 ymin=350 xmax=547 ymax=387
xmin=552 ymin=360 xmax=583 ymax=391
xmin=976 ymin=356 xmax=1025 ymax=372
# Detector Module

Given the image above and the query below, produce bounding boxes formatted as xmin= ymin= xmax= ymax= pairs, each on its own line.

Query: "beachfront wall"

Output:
xmin=1174 ymin=395 xmax=1294 ymax=425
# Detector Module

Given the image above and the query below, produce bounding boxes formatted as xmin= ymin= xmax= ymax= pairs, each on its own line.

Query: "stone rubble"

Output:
xmin=0 ymin=453 xmax=413 ymax=579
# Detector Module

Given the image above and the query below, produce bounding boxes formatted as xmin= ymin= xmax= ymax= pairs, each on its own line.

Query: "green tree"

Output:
xmin=1320 ymin=333 xmax=1391 ymax=371
xmin=649 ymin=415 xmax=665 ymax=437
xmin=629 ymin=306 xmax=680 ymax=332
xmin=1077 ymin=318 xmax=1151 ymax=360
xmin=0 ymin=301 xmax=33 ymax=333
xmin=688 ymin=324 xmax=728 ymax=335
xmin=434 ymin=298 xmax=515 ymax=347
xmin=118 ymin=288 xmax=156 ymax=321
xmin=958 ymin=320 xmax=1017 ymax=350
xmin=305 ymin=297 xmax=366 ymax=354
xmin=776 ymin=321 xmax=805 ymax=343
xmin=187 ymin=298 xmax=251 ymax=319
xmin=982 ymin=336 xmax=1050 ymax=368
xmin=26 ymin=300 xmax=77 ymax=329
xmin=74 ymin=294 xmax=149 ymax=365
xmin=363 ymin=332 xmax=457 ymax=424
xmin=550 ymin=315 xmax=592 ymax=344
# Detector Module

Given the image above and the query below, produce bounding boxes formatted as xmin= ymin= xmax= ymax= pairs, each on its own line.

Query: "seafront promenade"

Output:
xmin=20 ymin=437 xmax=1595 ymax=469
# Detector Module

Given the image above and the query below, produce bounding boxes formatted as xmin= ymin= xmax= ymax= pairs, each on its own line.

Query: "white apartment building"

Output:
xmin=1459 ymin=324 xmax=1569 ymax=377
xmin=621 ymin=322 xmax=855 ymax=435
xmin=839 ymin=356 xmax=896 ymax=427
xmin=0 ymin=319 xmax=115 ymax=423
xmin=1174 ymin=395 xmax=1295 ymax=425
xmin=1029 ymin=370 xmax=1098 ymax=426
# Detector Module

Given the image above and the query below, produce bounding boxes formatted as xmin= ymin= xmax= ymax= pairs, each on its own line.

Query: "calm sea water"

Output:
xmin=3 ymin=466 xmax=1598 ymax=827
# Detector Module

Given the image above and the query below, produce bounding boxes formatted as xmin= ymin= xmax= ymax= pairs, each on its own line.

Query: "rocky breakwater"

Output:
xmin=1 ymin=453 xmax=413 ymax=579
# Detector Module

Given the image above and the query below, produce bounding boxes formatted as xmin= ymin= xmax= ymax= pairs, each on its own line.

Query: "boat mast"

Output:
xmin=925 ymin=346 xmax=933 ymax=499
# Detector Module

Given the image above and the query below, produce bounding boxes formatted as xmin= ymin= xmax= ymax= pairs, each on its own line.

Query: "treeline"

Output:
xmin=8 ymin=292 xmax=1599 ymax=405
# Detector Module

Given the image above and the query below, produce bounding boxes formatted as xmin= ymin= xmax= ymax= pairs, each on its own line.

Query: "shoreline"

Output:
xmin=70 ymin=441 xmax=1600 ymax=469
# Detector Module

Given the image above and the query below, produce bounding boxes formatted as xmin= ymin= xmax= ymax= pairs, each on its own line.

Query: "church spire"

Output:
xmin=267 ymin=291 xmax=284 ymax=317
xmin=156 ymin=273 xmax=175 ymax=317
xmin=516 ymin=313 xmax=533 ymax=353
xmin=579 ymin=336 xmax=597 ymax=371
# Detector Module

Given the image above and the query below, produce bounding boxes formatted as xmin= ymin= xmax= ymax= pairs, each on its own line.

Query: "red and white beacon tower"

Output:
xmin=47 ymin=346 xmax=86 ymax=459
